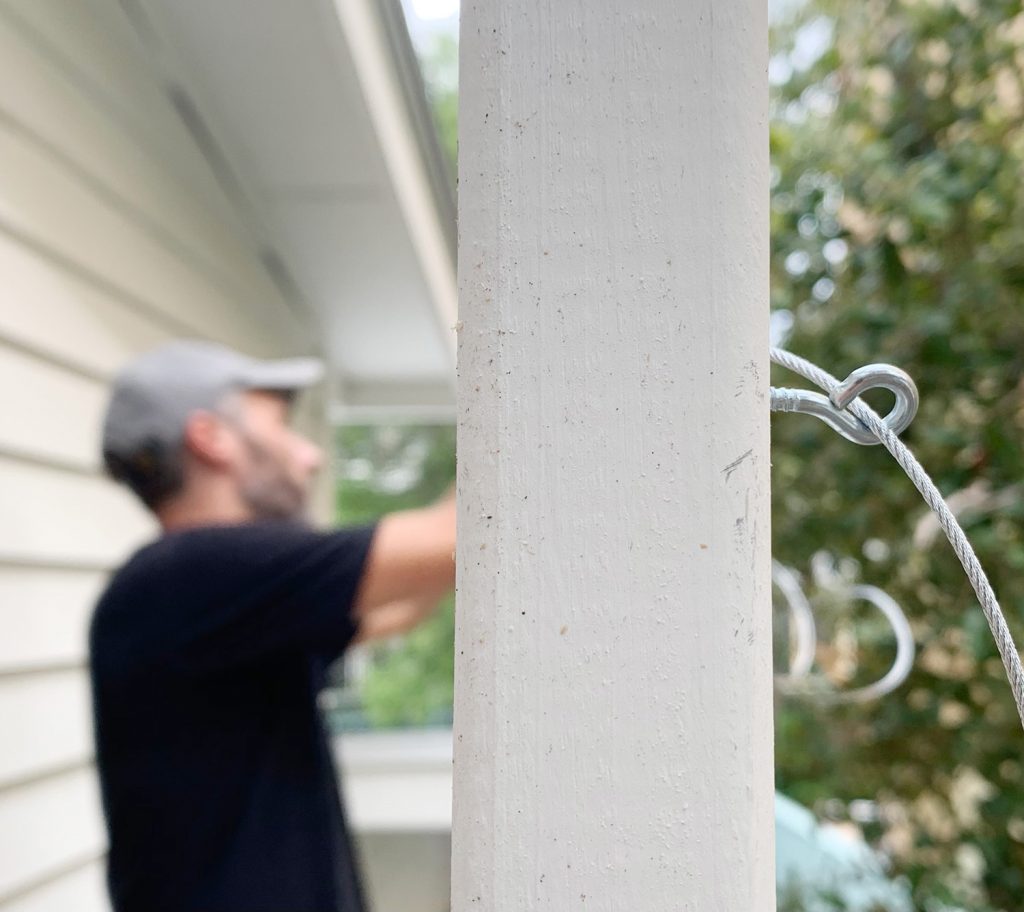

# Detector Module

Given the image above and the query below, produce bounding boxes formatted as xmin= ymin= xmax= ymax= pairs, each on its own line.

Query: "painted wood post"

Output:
xmin=454 ymin=2 xmax=773 ymax=909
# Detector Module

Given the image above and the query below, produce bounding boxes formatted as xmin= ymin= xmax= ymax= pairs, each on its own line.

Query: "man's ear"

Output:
xmin=182 ymin=411 xmax=235 ymax=468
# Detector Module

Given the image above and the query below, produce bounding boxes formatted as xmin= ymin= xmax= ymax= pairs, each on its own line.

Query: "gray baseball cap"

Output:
xmin=102 ymin=340 xmax=323 ymax=466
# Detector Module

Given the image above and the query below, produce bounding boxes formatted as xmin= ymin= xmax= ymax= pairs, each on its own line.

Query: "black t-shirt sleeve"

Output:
xmin=170 ymin=522 xmax=377 ymax=670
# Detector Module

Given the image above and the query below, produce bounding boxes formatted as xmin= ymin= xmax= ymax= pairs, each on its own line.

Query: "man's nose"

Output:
xmin=304 ymin=440 xmax=325 ymax=474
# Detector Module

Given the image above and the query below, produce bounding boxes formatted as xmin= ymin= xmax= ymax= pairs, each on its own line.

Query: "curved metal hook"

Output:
xmin=772 ymin=561 xmax=916 ymax=704
xmin=828 ymin=584 xmax=916 ymax=704
xmin=832 ymin=364 xmax=919 ymax=440
xmin=772 ymin=560 xmax=817 ymax=682
xmin=770 ymin=363 xmax=919 ymax=446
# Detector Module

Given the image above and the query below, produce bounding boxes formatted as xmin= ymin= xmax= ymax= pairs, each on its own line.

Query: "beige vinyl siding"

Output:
xmin=0 ymin=348 xmax=106 ymax=471
xmin=0 ymin=0 xmax=326 ymax=907
xmin=1 ymin=861 xmax=107 ymax=912
xmin=0 ymin=770 xmax=105 ymax=900
xmin=0 ymin=671 xmax=91 ymax=786
xmin=0 ymin=570 xmax=104 ymax=671
xmin=0 ymin=0 xmax=240 ymax=225
xmin=0 ymin=235 xmax=174 ymax=380
xmin=0 ymin=459 xmax=153 ymax=569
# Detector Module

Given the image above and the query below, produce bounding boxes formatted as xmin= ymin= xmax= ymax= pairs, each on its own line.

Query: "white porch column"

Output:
xmin=454 ymin=2 xmax=773 ymax=910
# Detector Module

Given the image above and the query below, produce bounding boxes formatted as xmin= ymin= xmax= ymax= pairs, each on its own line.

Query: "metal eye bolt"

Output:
xmin=770 ymin=363 xmax=919 ymax=446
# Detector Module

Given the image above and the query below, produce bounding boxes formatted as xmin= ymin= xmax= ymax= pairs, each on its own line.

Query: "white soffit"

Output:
xmin=137 ymin=0 xmax=456 ymax=414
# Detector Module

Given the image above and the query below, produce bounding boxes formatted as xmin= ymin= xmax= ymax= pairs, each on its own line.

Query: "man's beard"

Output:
xmin=236 ymin=434 xmax=309 ymax=522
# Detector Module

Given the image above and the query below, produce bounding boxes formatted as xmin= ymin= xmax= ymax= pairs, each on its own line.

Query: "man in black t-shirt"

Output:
xmin=91 ymin=341 xmax=456 ymax=912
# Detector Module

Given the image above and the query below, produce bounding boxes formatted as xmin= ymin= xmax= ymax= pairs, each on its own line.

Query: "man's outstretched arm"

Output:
xmin=353 ymin=592 xmax=446 ymax=642
xmin=351 ymin=487 xmax=455 ymax=641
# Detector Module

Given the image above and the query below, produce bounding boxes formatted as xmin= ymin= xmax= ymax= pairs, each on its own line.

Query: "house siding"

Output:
xmin=0 ymin=1 xmax=325 ymax=907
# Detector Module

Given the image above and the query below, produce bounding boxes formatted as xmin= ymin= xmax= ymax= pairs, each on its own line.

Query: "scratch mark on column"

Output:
xmin=722 ymin=449 xmax=753 ymax=480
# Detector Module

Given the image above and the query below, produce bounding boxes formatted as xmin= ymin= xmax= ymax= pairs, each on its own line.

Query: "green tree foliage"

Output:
xmin=335 ymin=425 xmax=456 ymax=727
xmin=336 ymin=424 xmax=456 ymax=523
xmin=770 ymin=1 xmax=1024 ymax=908
xmin=359 ymin=595 xmax=455 ymax=728
xmin=420 ymin=31 xmax=458 ymax=179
